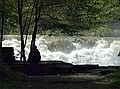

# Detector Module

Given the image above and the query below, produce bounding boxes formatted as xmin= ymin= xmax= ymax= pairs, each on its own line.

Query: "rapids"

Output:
xmin=2 ymin=35 xmax=120 ymax=66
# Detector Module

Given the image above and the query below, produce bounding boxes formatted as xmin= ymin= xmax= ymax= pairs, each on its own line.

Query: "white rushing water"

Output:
xmin=2 ymin=35 xmax=120 ymax=66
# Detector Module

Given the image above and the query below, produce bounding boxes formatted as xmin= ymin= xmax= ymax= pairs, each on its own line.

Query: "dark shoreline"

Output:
xmin=8 ymin=61 xmax=119 ymax=76
xmin=16 ymin=74 xmax=120 ymax=89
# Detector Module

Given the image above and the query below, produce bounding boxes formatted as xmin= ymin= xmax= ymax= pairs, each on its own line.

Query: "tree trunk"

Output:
xmin=18 ymin=0 xmax=26 ymax=62
xmin=30 ymin=0 xmax=43 ymax=51
xmin=24 ymin=1 xmax=35 ymax=46
xmin=0 ymin=0 xmax=4 ymax=61
xmin=0 ymin=16 xmax=2 ymax=59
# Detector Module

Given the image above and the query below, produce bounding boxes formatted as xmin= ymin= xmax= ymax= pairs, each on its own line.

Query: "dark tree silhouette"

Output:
xmin=30 ymin=0 xmax=43 ymax=51
xmin=17 ymin=0 xmax=26 ymax=62
xmin=0 ymin=0 xmax=4 ymax=61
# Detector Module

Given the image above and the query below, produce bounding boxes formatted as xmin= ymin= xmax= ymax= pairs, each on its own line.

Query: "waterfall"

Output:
xmin=2 ymin=35 xmax=120 ymax=66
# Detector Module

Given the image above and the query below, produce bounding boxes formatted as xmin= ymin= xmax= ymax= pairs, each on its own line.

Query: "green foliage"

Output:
xmin=104 ymin=70 xmax=120 ymax=84
xmin=39 ymin=0 xmax=119 ymax=36
xmin=2 ymin=0 xmax=120 ymax=36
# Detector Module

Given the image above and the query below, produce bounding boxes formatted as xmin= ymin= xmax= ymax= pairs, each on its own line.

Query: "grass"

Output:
xmin=104 ymin=70 xmax=120 ymax=83
xmin=103 ymin=70 xmax=120 ymax=88
xmin=1 ymin=71 xmax=120 ymax=89
xmin=0 ymin=65 xmax=28 ymax=89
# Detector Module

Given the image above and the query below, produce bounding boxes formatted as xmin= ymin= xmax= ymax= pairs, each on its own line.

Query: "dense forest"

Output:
xmin=0 ymin=0 xmax=120 ymax=36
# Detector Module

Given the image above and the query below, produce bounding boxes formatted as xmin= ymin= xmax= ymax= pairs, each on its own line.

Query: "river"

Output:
xmin=2 ymin=35 xmax=120 ymax=66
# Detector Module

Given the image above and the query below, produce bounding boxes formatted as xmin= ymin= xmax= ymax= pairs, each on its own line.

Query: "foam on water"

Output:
xmin=2 ymin=35 xmax=120 ymax=66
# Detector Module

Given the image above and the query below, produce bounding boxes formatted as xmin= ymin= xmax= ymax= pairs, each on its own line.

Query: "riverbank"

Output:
xmin=16 ymin=73 xmax=120 ymax=89
xmin=1 ymin=69 xmax=120 ymax=89
xmin=1 ymin=63 xmax=120 ymax=89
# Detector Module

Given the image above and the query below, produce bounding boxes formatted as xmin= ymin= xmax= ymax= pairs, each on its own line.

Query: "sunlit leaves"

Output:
xmin=2 ymin=0 xmax=120 ymax=35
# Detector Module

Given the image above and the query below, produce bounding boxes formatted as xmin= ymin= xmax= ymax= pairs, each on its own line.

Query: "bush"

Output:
xmin=0 ymin=69 xmax=28 ymax=89
xmin=0 ymin=57 xmax=28 ymax=89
